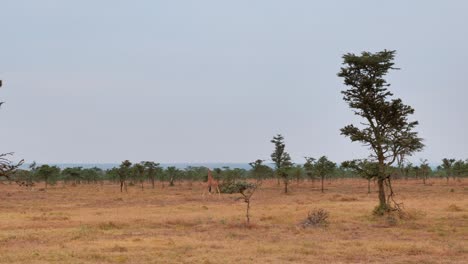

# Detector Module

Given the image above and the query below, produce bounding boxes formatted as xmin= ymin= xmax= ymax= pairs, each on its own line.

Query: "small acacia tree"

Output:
xmin=342 ymin=160 xmax=379 ymax=194
xmin=36 ymin=165 xmax=60 ymax=189
xmin=419 ymin=159 xmax=431 ymax=185
xmin=248 ymin=160 xmax=273 ymax=180
xmin=118 ymin=160 xmax=132 ymax=192
xmin=441 ymin=158 xmax=455 ymax=183
xmin=314 ymin=156 xmax=336 ymax=193
xmin=304 ymin=157 xmax=316 ymax=186
xmin=143 ymin=161 xmax=161 ymax=189
xmin=270 ymin=134 xmax=293 ymax=193
xmin=133 ymin=163 xmax=146 ymax=190
xmin=166 ymin=166 xmax=179 ymax=187
xmin=338 ymin=50 xmax=424 ymax=214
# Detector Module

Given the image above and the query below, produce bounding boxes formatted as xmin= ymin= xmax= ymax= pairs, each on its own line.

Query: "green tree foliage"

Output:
xmin=342 ymin=159 xmax=379 ymax=194
xmin=143 ymin=161 xmax=161 ymax=189
xmin=338 ymin=50 xmax=424 ymax=214
xmin=452 ymin=160 xmax=466 ymax=179
xmin=36 ymin=165 xmax=60 ymax=189
xmin=441 ymin=158 xmax=455 ymax=182
xmin=313 ymin=156 xmax=336 ymax=193
xmin=290 ymin=165 xmax=304 ymax=184
xmin=419 ymin=159 xmax=432 ymax=184
xmin=270 ymin=134 xmax=293 ymax=193
xmin=132 ymin=163 xmax=146 ymax=190
xmin=62 ymin=167 xmax=83 ymax=184
xmin=303 ymin=157 xmax=316 ymax=184
xmin=249 ymin=160 xmax=273 ymax=180
xmin=166 ymin=166 xmax=180 ymax=187
xmin=118 ymin=160 xmax=132 ymax=192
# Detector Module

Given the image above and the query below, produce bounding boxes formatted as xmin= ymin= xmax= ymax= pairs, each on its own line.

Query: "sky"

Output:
xmin=1 ymin=0 xmax=467 ymax=165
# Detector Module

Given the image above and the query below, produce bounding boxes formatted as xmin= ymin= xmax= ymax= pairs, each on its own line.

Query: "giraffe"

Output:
xmin=203 ymin=169 xmax=220 ymax=197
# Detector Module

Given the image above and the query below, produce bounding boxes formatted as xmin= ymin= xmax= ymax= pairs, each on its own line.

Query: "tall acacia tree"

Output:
xmin=338 ymin=50 xmax=424 ymax=214
xmin=270 ymin=134 xmax=293 ymax=193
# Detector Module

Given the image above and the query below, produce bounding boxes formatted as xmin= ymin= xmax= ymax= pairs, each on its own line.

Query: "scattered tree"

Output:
xmin=314 ymin=156 xmax=336 ymax=193
xmin=441 ymin=158 xmax=455 ymax=183
xmin=118 ymin=160 xmax=132 ymax=192
xmin=342 ymin=160 xmax=379 ymax=194
xmin=36 ymin=165 xmax=60 ymax=189
xmin=338 ymin=50 xmax=424 ymax=214
xmin=270 ymin=134 xmax=293 ymax=193
xmin=144 ymin=161 xmax=161 ymax=189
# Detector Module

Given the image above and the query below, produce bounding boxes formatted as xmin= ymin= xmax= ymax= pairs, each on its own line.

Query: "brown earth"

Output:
xmin=0 ymin=179 xmax=466 ymax=263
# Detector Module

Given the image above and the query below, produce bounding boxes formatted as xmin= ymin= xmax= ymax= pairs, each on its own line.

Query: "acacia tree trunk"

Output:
xmin=283 ymin=177 xmax=288 ymax=194
xmin=169 ymin=176 xmax=174 ymax=186
xmin=377 ymin=178 xmax=386 ymax=210
xmin=151 ymin=177 xmax=155 ymax=189
xmin=321 ymin=175 xmax=325 ymax=193
xmin=368 ymin=179 xmax=371 ymax=194
xmin=245 ymin=199 xmax=251 ymax=225
xmin=120 ymin=180 xmax=127 ymax=192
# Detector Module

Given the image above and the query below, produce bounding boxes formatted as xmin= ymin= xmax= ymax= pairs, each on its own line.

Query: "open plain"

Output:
xmin=0 ymin=179 xmax=466 ymax=264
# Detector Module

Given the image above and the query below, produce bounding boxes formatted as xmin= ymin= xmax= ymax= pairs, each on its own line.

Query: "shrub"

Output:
xmin=300 ymin=208 xmax=329 ymax=228
xmin=447 ymin=204 xmax=463 ymax=212
xmin=219 ymin=181 xmax=255 ymax=194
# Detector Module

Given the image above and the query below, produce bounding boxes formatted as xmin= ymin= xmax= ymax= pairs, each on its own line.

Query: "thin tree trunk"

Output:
xmin=321 ymin=176 xmax=324 ymax=193
xmin=170 ymin=176 xmax=174 ymax=186
xmin=246 ymin=200 xmax=250 ymax=225
xmin=368 ymin=179 xmax=371 ymax=194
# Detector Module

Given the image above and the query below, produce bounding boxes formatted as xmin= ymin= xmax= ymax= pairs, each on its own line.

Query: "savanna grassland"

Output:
xmin=0 ymin=179 xmax=466 ymax=264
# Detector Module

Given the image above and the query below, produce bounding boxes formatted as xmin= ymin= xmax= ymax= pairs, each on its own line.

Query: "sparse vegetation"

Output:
xmin=300 ymin=208 xmax=330 ymax=228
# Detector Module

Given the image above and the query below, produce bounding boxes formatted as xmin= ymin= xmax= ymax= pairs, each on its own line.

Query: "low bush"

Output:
xmin=219 ymin=181 xmax=255 ymax=194
xmin=300 ymin=208 xmax=329 ymax=228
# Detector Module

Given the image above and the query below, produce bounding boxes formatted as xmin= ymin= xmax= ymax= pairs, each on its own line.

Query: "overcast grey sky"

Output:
xmin=1 ymin=0 xmax=467 ymax=164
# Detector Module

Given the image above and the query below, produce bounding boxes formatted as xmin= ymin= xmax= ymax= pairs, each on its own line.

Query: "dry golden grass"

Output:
xmin=0 ymin=179 xmax=467 ymax=263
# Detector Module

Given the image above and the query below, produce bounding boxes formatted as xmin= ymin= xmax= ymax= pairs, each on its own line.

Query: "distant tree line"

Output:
xmin=5 ymin=158 xmax=466 ymax=190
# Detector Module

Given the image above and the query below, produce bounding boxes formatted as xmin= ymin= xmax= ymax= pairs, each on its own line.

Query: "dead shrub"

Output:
xmin=447 ymin=204 xmax=463 ymax=212
xmin=110 ymin=245 xmax=128 ymax=252
xmin=98 ymin=221 xmax=122 ymax=230
xmin=340 ymin=196 xmax=358 ymax=202
xmin=300 ymin=208 xmax=329 ymax=228
xmin=164 ymin=218 xmax=199 ymax=228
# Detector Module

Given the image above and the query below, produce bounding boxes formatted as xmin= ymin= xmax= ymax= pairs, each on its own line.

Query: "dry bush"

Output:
xmin=447 ymin=204 xmax=463 ymax=212
xmin=300 ymin=208 xmax=329 ymax=228
xmin=98 ymin=221 xmax=123 ymax=230
xmin=340 ymin=196 xmax=358 ymax=202
xmin=110 ymin=245 xmax=128 ymax=252
xmin=163 ymin=218 xmax=200 ymax=228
